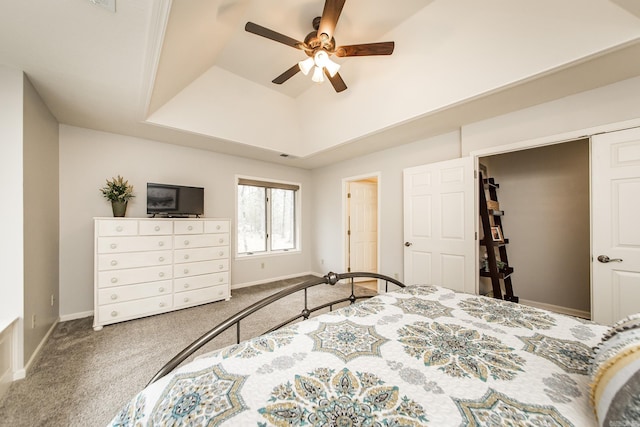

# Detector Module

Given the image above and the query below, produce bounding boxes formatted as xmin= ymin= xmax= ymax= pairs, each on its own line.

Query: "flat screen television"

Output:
xmin=147 ymin=183 xmax=204 ymax=217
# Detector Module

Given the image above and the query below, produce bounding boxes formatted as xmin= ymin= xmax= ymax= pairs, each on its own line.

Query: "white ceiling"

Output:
xmin=1 ymin=0 xmax=640 ymax=169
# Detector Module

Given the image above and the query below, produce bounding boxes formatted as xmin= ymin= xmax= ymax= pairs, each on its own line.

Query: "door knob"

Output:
xmin=404 ymin=242 xmax=412 ymax=247
xmin=597 ymin=255 xmax=623 ymax=263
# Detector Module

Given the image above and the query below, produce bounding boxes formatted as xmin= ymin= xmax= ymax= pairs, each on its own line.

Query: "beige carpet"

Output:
xmin=0 ymin=275 xmax=376 ymax=426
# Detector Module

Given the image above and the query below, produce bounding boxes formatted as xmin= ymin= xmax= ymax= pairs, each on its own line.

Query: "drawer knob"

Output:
xmin=216 ymin=225 xmax=221 ymax=230
xmin=219 ymin=251 xmax=224 ymax=256
xmin=116 ymin=226 xmax=123 ymax=232
xmin=183 ymin=268 xmax=189 ymax=274
xmin=218 ymin=277 xmax=223 ymax=283
xmin=184 ymin=283 xmax=189 ymax=288
xmin=188 ymin=225 xmax=193 ymax=231
xmin=159 ymin=302 xmax=165 ymax=308
xmin=110 ymin=243 xmax=117 ymax=249
xmin=111 ymin=294 xmax=117 ymax=300
xmin=184 ymin=240 xmax=190 ymax=246
xmin=111 ymin=277 xmax=118 ymax=284
xmin=184 ymin=254 xmax=189 ymax=260
xmin=219 ymin=265 xmax=224 ymax=270
xmin=110 ymin=260 xmax=118 ymax=266
xmin=184 ymin=297 xmax=189 ymax=303
xmin=155 ymin=226 xmax=160 ymax=231
xmin=159 ymin=272 xmax=165 ymax=278
xmin=219 ymin=238 xmax=224 ymax=244
xmin=111 ymin=311 xmax=118 ymax=317
xmin=159 ymin=287 xmax=165 ymax=292
xmin=158 ymin=241 xmax=164 ymax=247
xmin=159 ymin=256 xmax=165 ymax=262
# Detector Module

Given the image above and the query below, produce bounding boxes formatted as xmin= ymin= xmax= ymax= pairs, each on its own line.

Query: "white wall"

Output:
xmin=311 ymin=131 xmax=460 ymax=281
xmin=22 ymin=75 xmax=59 ymax=361
xmin=312 ymin=76 xmax=640 ymax=316
xmin=0 ymin=66 xmax=24 ymax=369
xmin=58 ymin=125 xmax=313 ymax=318
xmin=462 ymin=76 xmax=640 ymax=154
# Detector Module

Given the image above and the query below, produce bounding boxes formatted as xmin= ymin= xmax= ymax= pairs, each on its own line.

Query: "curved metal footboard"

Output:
xmin=148 ymin=271 xmax=404 ymax=385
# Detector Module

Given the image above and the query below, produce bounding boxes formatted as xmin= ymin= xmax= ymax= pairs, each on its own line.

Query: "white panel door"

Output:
xmin=348 ymin=181 xmax=378 ymax=273
xmin=592 ymin=127 xmax=640 ymax=325
xmin=403 ymin=157 xmax=475 ymax=293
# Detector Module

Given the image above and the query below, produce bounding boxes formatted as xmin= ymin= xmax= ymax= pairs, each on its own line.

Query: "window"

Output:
xmin=237 ymin=177 xmax=299 ymax=255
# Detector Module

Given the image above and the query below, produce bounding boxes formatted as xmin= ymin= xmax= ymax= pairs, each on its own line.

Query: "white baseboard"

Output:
xmin=519 ymin=298 xmax=591 ymax=319
xmin=232 ymin=271 xmax=320 ymax=290
xmin=59 ymin=310 xmax=93 ymax=322
xmin=16 ymin=318 xmax=59 ymax=380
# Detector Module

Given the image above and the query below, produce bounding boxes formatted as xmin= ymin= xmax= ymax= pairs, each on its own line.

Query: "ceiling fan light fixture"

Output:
xmin=311 ymin=66 xmax=325 ymax=83
xmin=298 ymin=57 xmax=314 ymax=75
xmin=324 ymin=58 xmax=340 ymax=77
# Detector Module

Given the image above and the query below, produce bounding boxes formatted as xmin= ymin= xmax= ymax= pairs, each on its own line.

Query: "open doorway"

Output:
xmin=344 ymin=174 xmax=379 ymax=292
xmin=478 ymin=138 xmax=590 ymax=318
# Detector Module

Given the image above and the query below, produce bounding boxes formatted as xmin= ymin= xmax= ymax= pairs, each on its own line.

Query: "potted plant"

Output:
xmin=100 ymin=175 xmax=134 ymax=217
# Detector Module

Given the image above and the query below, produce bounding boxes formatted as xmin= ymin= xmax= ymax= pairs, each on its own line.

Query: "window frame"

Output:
xmin=235 ymin=175 xmax=301 ymax=258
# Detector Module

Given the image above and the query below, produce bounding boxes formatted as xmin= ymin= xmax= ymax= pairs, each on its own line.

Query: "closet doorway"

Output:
xmin=478 ymin=138 xmax=590 ymax=318
xmin=344 ymin=174 xmax=379 ymax=291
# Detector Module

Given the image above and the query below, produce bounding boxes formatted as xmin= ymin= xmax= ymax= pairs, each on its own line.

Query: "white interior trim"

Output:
xmin=16 ymin=318 xmax=59 ymax=381
xmin=59 ymin=311 xmax=94 ymax=322
xmin=519 ymin=298 xmax=591 ymax=320
xmin=231 ymin=271 xmax=320 ymax=290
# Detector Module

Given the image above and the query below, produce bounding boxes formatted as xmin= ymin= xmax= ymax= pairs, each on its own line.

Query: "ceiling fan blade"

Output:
xmin=325 ymin=69 xmax=347 ymax=93
xmin=317 ymin=0 xmax=346 ymax=42
xmin=335 ymin=41 xmax=395 ymax=57
xmin=245 ymin=22 xmax=303 ymax=49
xmin=272 ymin=64 xmax=301 ymax=84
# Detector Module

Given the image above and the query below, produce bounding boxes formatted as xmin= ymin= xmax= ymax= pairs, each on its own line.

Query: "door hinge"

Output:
xmin=347 ymin=267 xmax=351 ymax=272
xmin=475 ymin=231 xmax=478 ymax=240
xmin=347 ymin=193 xmax=351 ymax=198
xmin=474 ymin=170 xmax=478 ymax=179
xmin=347 ymin=230 xmax=351 ymax=236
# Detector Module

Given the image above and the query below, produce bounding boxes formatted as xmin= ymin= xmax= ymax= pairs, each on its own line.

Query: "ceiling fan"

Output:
xmin=245 ymin=0 xmax=395 ymax=93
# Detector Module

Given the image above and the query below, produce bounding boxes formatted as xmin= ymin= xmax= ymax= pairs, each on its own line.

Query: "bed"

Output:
xmin=108 ymin=272 xmax=639 ymax=426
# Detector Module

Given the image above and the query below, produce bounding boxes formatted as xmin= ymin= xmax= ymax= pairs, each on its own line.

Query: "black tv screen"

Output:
xmin=147 ymin=183 xmax=204 ymax=217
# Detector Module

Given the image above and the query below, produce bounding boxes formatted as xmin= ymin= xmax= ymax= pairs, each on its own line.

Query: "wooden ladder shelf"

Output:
xmin=479 ymin=171 xmax=518 ymax=302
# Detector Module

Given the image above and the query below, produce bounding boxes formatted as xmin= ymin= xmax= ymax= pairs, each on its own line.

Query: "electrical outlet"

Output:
xmin=51 ymin=294 xmax=55 ymax=307
xmin=394 ymin=273 xmax=399 ymax=279
xmin=31 ymin=314 xmax=36 ymax=329
xmin=321 ymin=259 xmax=324 ymax=265
xmin=261 ymin=262 xmax=265 ymax=269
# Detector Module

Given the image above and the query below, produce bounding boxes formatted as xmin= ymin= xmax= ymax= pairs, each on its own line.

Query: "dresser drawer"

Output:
xmin=97 ymin=236 xmax=172 ymax=253
xmin=98 ymin=294 xmax=173 ymax=324
xmin=98 ymin=220 xmax=138 ymax=236
xmin=97 ymin=250 xmax=172 ymax=271
xmin=173 ymin=284 xmax=229 ymax=309
xmin=174 ymin=259 xmax=229 ymax=278
xmin=174 ymin=221 xmax=203 ymax=234
xmin=139 ymin=220 xmax=172 ymax=235
xmin=174 ymin=272 xmax=229 ymax=293
xmin=204 ymin=220 xmax=229 ymax=234
xmin=174 ymin=247 xmax=228 ymax=264
xmin=97 ymin=280 xmax=172 ymax=305
xmin=97 ymin=265 xmax=172 ymax=288
xmin=174 ymin=233 xmax=228 ymax=249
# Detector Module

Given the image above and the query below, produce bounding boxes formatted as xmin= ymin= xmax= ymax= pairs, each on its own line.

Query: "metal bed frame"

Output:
xmin=148 ymin=271 xmax=405 ymax=385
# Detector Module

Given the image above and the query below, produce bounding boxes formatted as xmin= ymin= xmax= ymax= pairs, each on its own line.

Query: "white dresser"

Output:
xmin=93 ymin=218 xmax=231 ymax=331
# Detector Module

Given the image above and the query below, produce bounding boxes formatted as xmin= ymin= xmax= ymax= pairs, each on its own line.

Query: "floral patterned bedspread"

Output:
xmin=109 ymin=285 xmax=608 ymax=426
